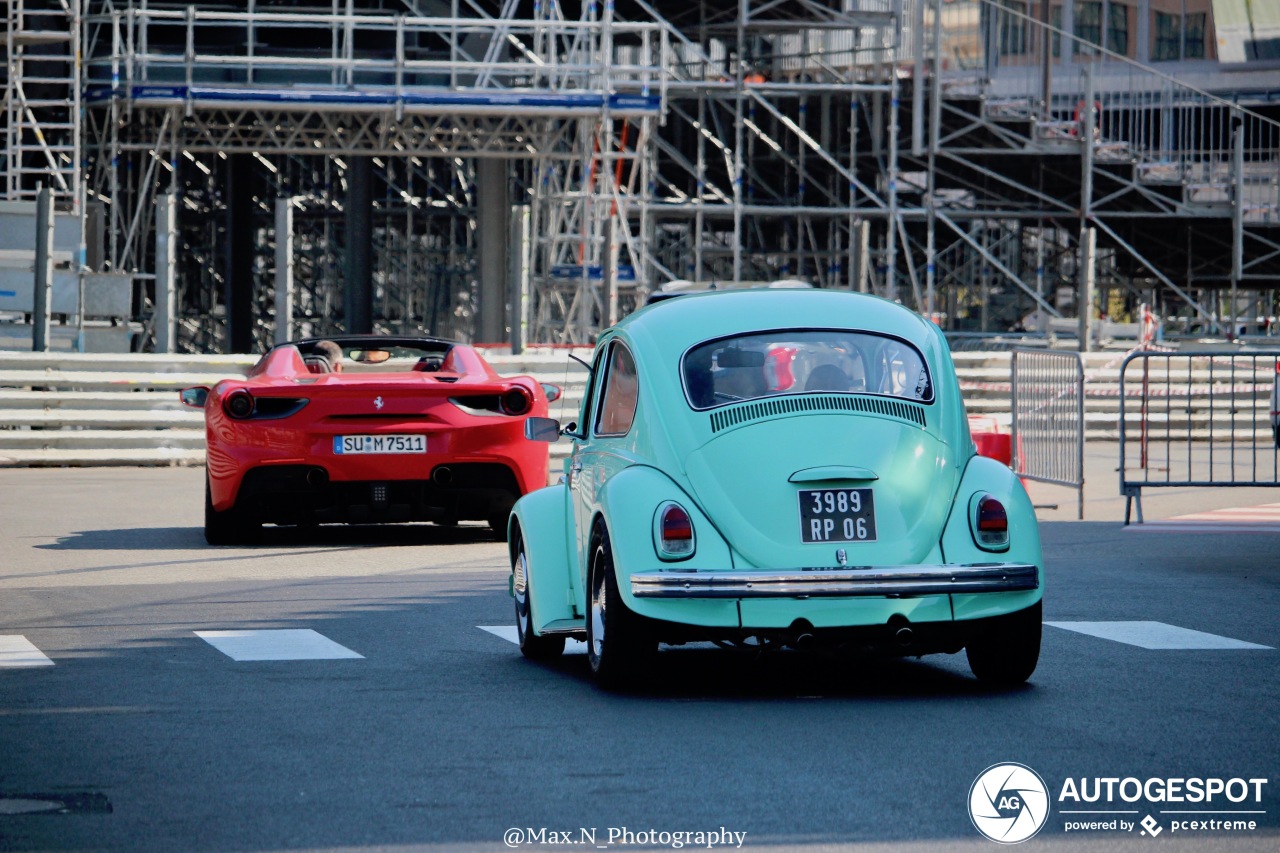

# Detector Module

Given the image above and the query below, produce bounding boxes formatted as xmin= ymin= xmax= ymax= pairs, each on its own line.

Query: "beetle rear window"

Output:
xmin=682 ymin=330 xmax=933 ymax=410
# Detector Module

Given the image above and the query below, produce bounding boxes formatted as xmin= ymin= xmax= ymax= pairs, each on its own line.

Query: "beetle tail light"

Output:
xmin=973 ymin=494 xmax=1009 ymax=550
xmin=224 ymin=389 xmax=255 ymax=419
xmin=655 ymin=501 xmax=695 ymax=560
xmin=501 ymin=387 xmax=532 ymax=416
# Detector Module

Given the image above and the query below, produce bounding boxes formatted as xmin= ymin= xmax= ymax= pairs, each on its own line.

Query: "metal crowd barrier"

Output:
xmin=1119 ymin=351 xmax=1280 ymax=524
xmin=1011 ymin=348 xmax=1085 ymax=519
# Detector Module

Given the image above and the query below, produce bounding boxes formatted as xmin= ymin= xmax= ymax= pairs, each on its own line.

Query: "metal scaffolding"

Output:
xmin=2 ymin=0 xmax=1278 ymax=351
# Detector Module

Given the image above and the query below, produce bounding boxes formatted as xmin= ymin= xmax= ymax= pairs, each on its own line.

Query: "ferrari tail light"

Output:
xmin=972 ymin=494 xmax=1009 ymax=551
xmin=501 ymin=387 xmax=532 ymax=416
xmin=224 ymin=389 xmax=255 ymax=419
xmin=654 ymin=501 xmax=695 ymax=560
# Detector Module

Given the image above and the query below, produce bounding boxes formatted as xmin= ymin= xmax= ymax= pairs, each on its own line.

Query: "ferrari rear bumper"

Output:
xmin=629 ymin=563 xmax=1039 ymax=599
xmin=234 ymin=462 xmax=521 ymax=524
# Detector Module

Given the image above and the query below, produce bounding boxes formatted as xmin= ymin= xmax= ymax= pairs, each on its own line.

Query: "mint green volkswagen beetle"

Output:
xmin=510 ymin=289 xmax=1041 ymax=687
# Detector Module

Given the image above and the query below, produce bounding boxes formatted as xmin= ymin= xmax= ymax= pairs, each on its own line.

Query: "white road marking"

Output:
xmin=195 ymin=629 xmax=364 ymax=661
xmin=1125 ymin=502 xmax=1280 ymax=533
xmin=1046 ymin=621 xmax=1273 ymax=650
xmin=0 ymin=636 xmax=55 ymax=667
xmin=479 ymin=625 xmax=587 ymax=655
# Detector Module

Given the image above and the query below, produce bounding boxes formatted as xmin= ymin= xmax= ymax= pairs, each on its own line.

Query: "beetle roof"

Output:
xmin=615 ymin=289 xmax=937 ymax=355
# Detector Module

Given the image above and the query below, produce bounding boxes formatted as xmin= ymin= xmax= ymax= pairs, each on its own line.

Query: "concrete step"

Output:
xmin=0 ymin=389 xmax=188 ymax=411
xmin=0 ymin=351 xmax=257 ymax=374
xmin=0 ymin=428 xmax=206 ymax=450
xmin=0 ymin=369 xmax=245 ymax=391
xmin=0 ymin=409 xmax=203 ymax=429
xmin=0 ymin=447 xmax=206 ymax=467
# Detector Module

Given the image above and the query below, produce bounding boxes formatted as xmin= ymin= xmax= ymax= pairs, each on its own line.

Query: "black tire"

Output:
xmin=490 ymin=513 xmax=510 ymax=543
xmin=965 ymin=600 xmax=1042 ymax=685
xmin=586 ymin=523 xmax=654 ymax=687
xmin=204 ymin=477 xmax=258 ymax=546
xmin=512 ymin=529 xmax=566 ymax=660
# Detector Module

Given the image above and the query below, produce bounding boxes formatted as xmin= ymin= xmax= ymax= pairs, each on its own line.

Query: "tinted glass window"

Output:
xmin=682 ymin=330 xmax=933 ymax=410
xmin=594 ymin=343 xmax=639 ymax=436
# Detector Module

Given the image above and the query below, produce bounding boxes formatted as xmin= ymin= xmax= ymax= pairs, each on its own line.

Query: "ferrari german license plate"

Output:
xmin=798 ymin=488 xmax=877 ymax=543
xmin=333 ymin=434 xmax=426 ymax=454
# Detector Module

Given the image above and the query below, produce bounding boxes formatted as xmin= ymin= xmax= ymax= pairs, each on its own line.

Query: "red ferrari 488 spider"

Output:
xmin=180 ymin=336 xmax=556 ymax=544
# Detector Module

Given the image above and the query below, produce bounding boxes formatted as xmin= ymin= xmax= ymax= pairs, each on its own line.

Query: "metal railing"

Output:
xmin=1011 ymin=348 xmax=1085 ymax=519
xmin=84 ymin=7 xmax=670 ymax=98
xmin=1119 ymin=351 xmax=1280 ymax=524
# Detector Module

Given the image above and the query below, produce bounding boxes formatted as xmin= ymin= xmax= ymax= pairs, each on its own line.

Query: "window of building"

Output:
xmin=1051 ymin=5 xmax=1063 ymax=57
xmin=1152 ymin=11 xmax=1180 ymax=61
xmin=1152 ymin=10 xmax=1208 ymax=62
xmin=1107 ymin=3 xmax=1128 ymax=55
xmin=1000 ymin=0 xmax=1028 ymax=56
xmin=1073 ymin=2 xmax=1101 ymax=54
xmin=1185 ymin=12 xmax=1206 ymax=59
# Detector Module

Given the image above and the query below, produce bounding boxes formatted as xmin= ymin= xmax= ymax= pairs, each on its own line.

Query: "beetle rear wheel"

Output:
xmin=204 ymin=477 xmax=258 ymax=546
xmin=586 ymin=526 xmax=654 ymax=687
xmin=512 ymin=529 xmax=565 ymax=660
xmin=965 ymin=601 xmax=1041 ymax=685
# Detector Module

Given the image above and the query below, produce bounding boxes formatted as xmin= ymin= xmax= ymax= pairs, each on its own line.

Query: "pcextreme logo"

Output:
xmin=969 ymin=763 xmax=1051 ymax=844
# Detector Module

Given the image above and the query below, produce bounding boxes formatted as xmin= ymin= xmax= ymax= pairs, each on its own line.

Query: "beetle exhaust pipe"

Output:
xmin=786 ymin=620 xmax=816 ymax=650
xmin=894 ymin=626 xmax=915 ymax=647
xmin=791 ymin=632 xmax=816 ymax=650
xmin=432 ymin=466 xmax=453 ymax=486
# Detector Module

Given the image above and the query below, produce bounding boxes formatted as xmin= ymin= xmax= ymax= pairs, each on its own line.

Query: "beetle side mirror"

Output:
xmin=180 ymin=386 xmax=210 ymax=408
xmin=524 ymin=416 xmax=562 ymax=442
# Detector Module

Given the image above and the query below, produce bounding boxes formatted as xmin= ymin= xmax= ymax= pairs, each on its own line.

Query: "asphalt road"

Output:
xmin=0 ymin=453 xmax=1277 ymax=853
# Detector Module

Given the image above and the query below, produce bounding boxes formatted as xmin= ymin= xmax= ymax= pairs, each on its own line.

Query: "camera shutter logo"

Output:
xmin=969 ymin=763 xmax=1050 ymax=844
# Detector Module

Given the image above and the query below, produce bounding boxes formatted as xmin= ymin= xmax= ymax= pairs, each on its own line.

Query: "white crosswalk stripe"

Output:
xmin=196 ymin=629 xmax=364 ymax=661
xmin=479 ymin=625 xmax=587 ymax=655
xmin=1125 ymin=502 xmax=1280 ymax=533
xmin=0 ymin=635 xmax=55 ymax=667
xmin=1046 ymin=621 xmax=1272 ymax=650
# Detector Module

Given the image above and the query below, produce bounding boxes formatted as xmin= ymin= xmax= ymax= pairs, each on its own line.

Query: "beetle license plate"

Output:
xmin=333 ymin=434 xmax=426 ymax=454
xmin=798 ymin=488 xmax=877 ymax=543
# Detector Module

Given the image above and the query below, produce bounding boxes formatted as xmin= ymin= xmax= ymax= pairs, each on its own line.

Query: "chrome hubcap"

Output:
xmin=590 ymin=553 xmax=606 ymax=661
xmin=515 ymin=549 xmax=530 ymax=641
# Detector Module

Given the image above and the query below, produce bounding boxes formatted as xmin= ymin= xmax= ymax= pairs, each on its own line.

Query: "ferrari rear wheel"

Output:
xmin=965 ymin=601 xmax=1042 ymax=686
xmin=489 ymin=514 xmax=510 ymax=542
xmin=204 ymin=477 xmax=258 ymax=546
xmin=512 ymin=529 xmax=565 ymax=660
xmin=586 ymin=524 xmax=654 ymax=688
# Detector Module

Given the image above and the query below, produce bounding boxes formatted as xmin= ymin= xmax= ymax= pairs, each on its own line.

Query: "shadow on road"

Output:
xmin=36 ymin=522 xmax=501 ymax=551
xmin=526 ymin=645 xmax=1034 ymax=701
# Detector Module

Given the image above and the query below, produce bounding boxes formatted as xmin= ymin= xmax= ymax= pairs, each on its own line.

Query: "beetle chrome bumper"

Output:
xmin=630 ymin=563 xmax=1038 ymax=599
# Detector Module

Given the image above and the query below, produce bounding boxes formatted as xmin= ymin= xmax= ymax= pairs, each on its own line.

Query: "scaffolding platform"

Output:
xmin=84 ymin=85 xmax=663 ymax=117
